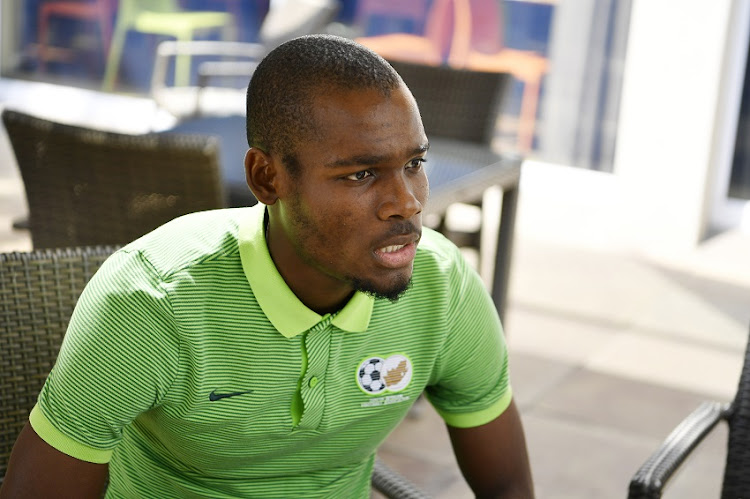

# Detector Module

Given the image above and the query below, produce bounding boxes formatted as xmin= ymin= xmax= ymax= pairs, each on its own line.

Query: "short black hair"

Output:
xmin=246 ymin=34 xmax=402 ymax=174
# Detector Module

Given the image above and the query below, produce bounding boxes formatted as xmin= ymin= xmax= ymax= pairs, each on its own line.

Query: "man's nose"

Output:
xmin=377 ymin=172 xmax=425 ymax=221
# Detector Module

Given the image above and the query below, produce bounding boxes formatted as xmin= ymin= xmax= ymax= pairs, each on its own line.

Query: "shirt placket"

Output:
xmin=295 ymin=316 xmax=333 ymax=431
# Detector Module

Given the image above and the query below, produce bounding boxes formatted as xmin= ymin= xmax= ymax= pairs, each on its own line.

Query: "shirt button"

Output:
xmin=309 ymin=376 xmax=320 ymax=388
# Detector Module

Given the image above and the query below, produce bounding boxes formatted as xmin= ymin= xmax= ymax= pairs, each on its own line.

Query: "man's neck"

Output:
xmin=265 ymin=220 xmax=354 ymax=316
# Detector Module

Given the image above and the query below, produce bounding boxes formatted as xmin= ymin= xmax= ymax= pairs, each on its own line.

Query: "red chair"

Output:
xmin=37 ymin=0 xmax=115 ymax=73
xmin=449 ymin=0 xmax=548 ymax=153
xmin=357 ymin=0 xmax=547 ymax=154
xmin=355 ymin=0 xmax=457 ymax=66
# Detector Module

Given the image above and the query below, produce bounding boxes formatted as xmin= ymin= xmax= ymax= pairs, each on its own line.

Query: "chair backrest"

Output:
xmin=0 ymin=246 xmax=118 ymax=481
xmin=721 ymin=325 xmax=750 ymax=497
xmin=2 ymin=109 xmax=226 ymax=249
xmin=118 ymin=0 xmax=181 ymax=19
xmin=387 ymin=60 xmax=510 ymax=144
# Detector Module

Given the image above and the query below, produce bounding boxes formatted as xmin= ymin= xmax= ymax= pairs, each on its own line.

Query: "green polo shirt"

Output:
xmin=31 ymin=204 xmax=511 ymax=498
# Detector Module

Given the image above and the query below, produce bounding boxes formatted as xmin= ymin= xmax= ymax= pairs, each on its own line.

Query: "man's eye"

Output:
xmin=345 ymin=170 xmax=373 ymax=181
xmin=408 ymin=158 xmax=426 ymax=169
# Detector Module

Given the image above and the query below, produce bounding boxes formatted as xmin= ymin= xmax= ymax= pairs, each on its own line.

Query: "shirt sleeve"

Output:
xmin=31 ymin=248 xmax=180 ymax=463
xmin=425 ymin=249 xmax=512 ymax=428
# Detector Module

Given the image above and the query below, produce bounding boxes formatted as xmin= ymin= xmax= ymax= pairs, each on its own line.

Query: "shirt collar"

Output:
xmin=238 ymin=204 xmax=374 ymax=338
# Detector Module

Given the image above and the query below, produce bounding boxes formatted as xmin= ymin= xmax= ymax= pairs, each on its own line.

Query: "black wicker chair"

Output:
xmin=0 ymin=246 xmax=115 ymax=482
xmin=629 ymin=326 xmax=750 ymax=498
xmin=0 ymin=247 xmax=426 ymax=498
xmin=2 ymin=109 xmax=227 ymax=249
xmin=386 ymin=60 xmax=516 ymax=319
xmin=386 ymin=60 xmax=510 ymax=146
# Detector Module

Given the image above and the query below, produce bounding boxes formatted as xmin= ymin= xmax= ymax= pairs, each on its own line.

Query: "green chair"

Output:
xmin=102 ymin=0 xmax=235 ymax=90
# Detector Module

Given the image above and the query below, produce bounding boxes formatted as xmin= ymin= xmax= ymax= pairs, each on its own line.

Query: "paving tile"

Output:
xmin=509 ymin=237 xmax=750 ymax=349
xmin=508 ymin=238 xmax=663 ymax=327
xmin=651 ymin=228 xmax=750 ymax=290
xmin=584 ymin=332 xmax=743 ymax=400
xmin=507 ymin=351 xmax=577 ymax=410
xmin=523 ymin=412 xmax=725 ymax=499
xmin=509 ymin=237 xmax=750 ymax=357
xmin=533 ymin=368 xmax=722 ymax=440
xmin=376 ymin=396 xmax=470 ymax=497
xmin=636 ymin=263 xmax=750 ymax=349
xmin=504 ymin=305 xmax=625 ymax=367
xmin=378 ymin=396 xmax=456 ymax=467
xmin=374 ymin=449 xmax=468 ymax=499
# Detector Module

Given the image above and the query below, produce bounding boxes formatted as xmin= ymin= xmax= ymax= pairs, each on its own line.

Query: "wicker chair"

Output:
xmin=385 ymin=60 xmax=515 ymax=317
xmin=0 ymin=246 xmax=116 ymax=482
xmin=628 ymin=326 xmax=750 ymax=498
xmin=0 ymin=246 xmax=426 ymax=497
xmin=387 ymin=59 xmax=510 ymax=145
xmin=2 ymin=109 xmax=226 ymax=249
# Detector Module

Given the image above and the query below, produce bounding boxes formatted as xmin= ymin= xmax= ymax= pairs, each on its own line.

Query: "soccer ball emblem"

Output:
xmin=358 ymin=357 xmax=385 ymax=393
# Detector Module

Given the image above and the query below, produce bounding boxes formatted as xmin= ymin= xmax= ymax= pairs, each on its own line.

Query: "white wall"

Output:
xmin=614 ymin=0 xmax=739 ymax=255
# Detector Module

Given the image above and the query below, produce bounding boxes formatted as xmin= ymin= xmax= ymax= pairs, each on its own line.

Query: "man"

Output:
xmin=1 ymin=35 xmax=533 ymax=498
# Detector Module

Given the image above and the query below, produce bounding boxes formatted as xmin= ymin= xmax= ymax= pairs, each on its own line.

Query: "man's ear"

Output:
xmin=245 ymin=147 xmax=280 ymax=205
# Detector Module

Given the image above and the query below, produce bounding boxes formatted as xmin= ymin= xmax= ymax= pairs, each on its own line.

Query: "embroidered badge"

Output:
xmin=356 ymin=354 xmax=413 ymax=395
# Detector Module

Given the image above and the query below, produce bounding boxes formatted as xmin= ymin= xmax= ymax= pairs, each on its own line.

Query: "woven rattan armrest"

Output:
xmin=371 ymin=457 xmax=431 ymax=499
xmin=628 ymin=401 xmax=730 ymax=499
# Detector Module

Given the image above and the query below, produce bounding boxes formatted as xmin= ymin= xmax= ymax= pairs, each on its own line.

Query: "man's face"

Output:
xmin=270 ymin=84 xmax=429 ymax=305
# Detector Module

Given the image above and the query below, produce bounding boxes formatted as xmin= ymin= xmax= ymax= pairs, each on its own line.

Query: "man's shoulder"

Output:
xmin=415 ymin=227 xmax=462 ymax=267
xmin=119 ymin=208 xmax=247 ymax=279
xmin=411 ymin=227 xmax=471 ymax=290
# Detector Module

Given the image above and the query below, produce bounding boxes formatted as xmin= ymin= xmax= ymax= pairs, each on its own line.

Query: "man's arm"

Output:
xmin=0 ymin=422 xmax=108 ymax=498
xmin=447 ymin=399 xmax=534 ymax=499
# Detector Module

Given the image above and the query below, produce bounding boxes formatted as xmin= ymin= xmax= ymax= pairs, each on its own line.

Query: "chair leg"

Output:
xmin=38 ymin=6 xmax=52 ymax=73
xmin=517 ymin=77 xmax=541 ymax=153
xmin=173 ymin=23 xmax=235 ymax=88
xmin=222 ymin=22 xmax=238 ymax=43
xmin=102 ymin=26 xmax=127 ymax=90
xmin=174 ymin=32 xmax=194 ymax=87
xmin=97 ymin=4 xmax=113 ymax=65
xmin=491 ymin=186 xmax=518 ymax=322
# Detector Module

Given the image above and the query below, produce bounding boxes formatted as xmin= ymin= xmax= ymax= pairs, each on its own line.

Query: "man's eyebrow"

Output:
xmin=324 ymin=143 xmax=430 ymax=168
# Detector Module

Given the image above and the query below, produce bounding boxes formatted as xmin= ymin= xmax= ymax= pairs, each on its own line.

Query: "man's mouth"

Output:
xmin=379 ymin=244 xmax=406 ymax=253
xmin=373 ymin=242 xmax=417 ymax=268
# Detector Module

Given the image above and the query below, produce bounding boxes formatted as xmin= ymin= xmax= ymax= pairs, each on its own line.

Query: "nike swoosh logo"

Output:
xmin=209 ymin=389 xmax=254 ymax=401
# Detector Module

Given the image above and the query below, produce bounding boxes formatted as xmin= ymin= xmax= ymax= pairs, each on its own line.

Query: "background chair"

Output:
xmin=0 ymin=245 xmax=427 ymax=498
xmin=386 ymin=59 xmax=509 ymax=228
xmin=102 ymin=0 xmax=236 ymax=90
xmin=450 ymin=0 xmax=547 ymax=153
xmin=37 ymin=0 xmax=116 ymax=74
xmin=628 ymin=326 xmax=750 ymax=498
xmin=147 ymin=0 xmax=340 ymax=206
xmin=149 ymin=0 xmax=340 ymax=119
xmin=0 ymin=246 xmax=116 ymax=483
xmin=386 ymin=60 xmax=516 ymax=318
xmin=357 ymin=0 xmax=547 ymax=153
xmin=388 ymin=59 xmax=510 ymax=145
xmin=355 ymin=0 xmax=457 ymax=66
xmin=1 ymin=109 xmax=226 ymax=249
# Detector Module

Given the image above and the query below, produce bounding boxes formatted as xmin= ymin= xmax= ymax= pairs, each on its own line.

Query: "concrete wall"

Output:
xmin=614 ymin=0 xmax=743 ymax=255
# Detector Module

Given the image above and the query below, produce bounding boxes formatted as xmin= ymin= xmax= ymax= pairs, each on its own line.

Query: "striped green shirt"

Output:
xmin=31 ymin=204 xmax=511 ymax=498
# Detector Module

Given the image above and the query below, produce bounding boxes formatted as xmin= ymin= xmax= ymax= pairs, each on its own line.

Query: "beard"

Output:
xmin=286 ymin=192 xmax=417 ymax=304
xmin=349 ymin=273 xmax=413 ymax=302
